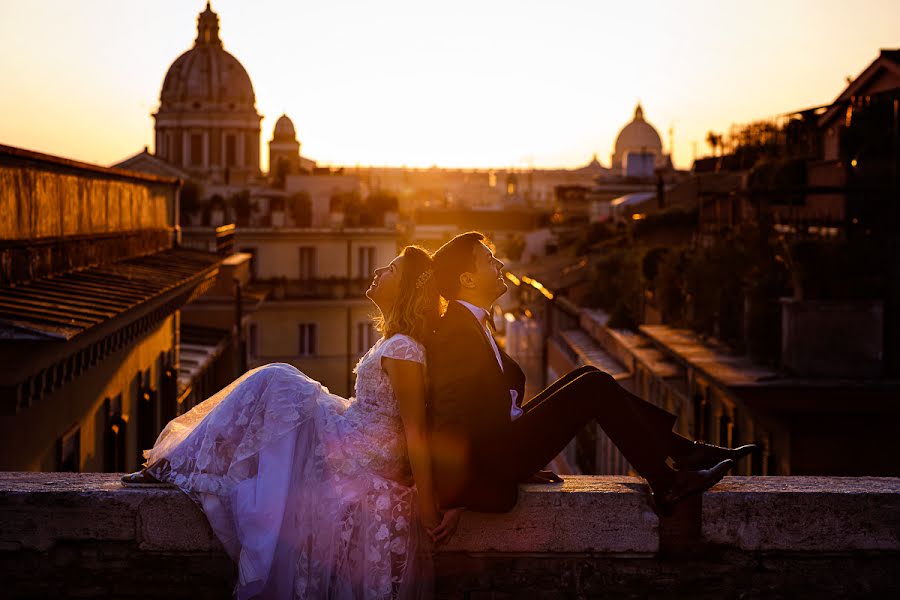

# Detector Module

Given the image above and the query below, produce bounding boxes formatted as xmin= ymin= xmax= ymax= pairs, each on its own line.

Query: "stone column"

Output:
xmin=203 ymin=131 xmax=209 ymax=168
xmin=237 ymin=131 xmax=245 ymax=168
xmin=181 ymin=130 xmax=189 ymax=168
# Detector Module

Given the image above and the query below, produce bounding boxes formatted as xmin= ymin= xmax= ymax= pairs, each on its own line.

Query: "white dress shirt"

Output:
xmin=456 ymin=300 xmax=523 ymax=421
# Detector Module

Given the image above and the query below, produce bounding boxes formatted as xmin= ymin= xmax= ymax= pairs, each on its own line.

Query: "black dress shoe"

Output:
xmin=650 ymin=458 xmax=734 ymax=515
xmin=672 ymin=441 xmax=758 ymax=472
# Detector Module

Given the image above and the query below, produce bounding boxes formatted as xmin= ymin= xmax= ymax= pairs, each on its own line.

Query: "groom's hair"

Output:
xmin=432 ymin=231 xmax=489 ymax=300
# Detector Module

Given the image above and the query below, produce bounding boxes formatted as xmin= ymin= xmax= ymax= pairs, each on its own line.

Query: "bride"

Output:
xmin=121 ymin=245 xmax=456 ymax=599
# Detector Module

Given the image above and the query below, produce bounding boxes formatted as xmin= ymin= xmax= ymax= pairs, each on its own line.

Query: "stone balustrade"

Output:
xmin=1 ymin=473 xmax=898 ymax=598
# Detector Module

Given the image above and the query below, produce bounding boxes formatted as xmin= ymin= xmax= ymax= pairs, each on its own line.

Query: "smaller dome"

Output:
xmin=273 ymin=114 xmax=297 ymax=141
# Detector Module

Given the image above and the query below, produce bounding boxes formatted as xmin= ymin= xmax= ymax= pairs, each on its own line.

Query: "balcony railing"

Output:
xmin=214 ymin=223 xmax=236 ymax=256
xmin=249 ymin=277 xmax=372 ymax=300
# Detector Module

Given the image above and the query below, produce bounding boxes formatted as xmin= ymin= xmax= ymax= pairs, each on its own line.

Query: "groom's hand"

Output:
xmin=429 ymin=507 xmax=464 ymax=546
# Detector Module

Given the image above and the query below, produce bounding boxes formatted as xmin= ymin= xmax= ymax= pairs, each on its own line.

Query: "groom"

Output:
xmin=425 ymin=231 xmax=756 ymax=521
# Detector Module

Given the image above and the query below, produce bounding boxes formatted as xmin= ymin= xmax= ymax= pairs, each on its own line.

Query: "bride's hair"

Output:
xmin=374 ymin=245 xmax=442 ymax=342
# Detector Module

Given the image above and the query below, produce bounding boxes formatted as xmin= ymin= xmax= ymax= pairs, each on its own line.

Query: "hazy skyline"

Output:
xmin=1 ymin=0 xmax=898 ymax=171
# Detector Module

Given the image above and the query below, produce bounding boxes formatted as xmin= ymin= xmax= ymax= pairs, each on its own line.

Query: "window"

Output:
xmin=298 ymin=246 xmax=317 ymax=280
xmin=225 ymin=134 xmax=237 ymax=167
xmin=56 ymin=423 xmax=81 ymax=472
xmin=751 ymin=440 xmax=765 ymax=475
xmin=357 ymin=246 xmax=375 ymax=279
xmin=719 ymin=413 xmax=732 ymax=447
xmin=298 ymin=323 xmax=318 ymax=356
xmin=190 ymin=133 xmax=203 ymax=166
xmin=104 ymin=394 xmax=127 ymax=473
xmin=136 ymin=368 xmax=158 ymax=467
xmin=731 ymin=412 xmax=742 ymax=447
xmin=245 ymin=131 xmax=254 ymax=166
xmin=692 ymin=392 xmax=704 ymax=440
xmin=248 ymin=323 xmax=259 ymax=358
xmin=160 ymin=361 xmax=178 ymax=427
xmin=356 ymin=321 xmax=377 ymax=355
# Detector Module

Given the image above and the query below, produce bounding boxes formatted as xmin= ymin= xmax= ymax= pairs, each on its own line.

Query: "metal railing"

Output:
xmin=215 ymin=224 xmax=236 ymax=256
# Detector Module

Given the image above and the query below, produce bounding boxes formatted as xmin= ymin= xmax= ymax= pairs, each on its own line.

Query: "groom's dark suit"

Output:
xmin=427 ymin=300 xmax=684 ymax=512
xmin=426 ymin=300 xmax=527 ymax=511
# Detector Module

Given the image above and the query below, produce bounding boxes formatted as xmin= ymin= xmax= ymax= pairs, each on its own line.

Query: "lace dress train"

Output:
xmin=142 ymin=334 xmax=434 ymax=599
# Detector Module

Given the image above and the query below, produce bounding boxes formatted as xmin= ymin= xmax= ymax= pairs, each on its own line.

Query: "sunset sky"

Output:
xmin=0 ymin=0 xmax=897 ymax=171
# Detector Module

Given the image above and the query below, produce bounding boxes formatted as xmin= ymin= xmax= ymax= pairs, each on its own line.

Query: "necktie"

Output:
xmin=482 ymin=310 xmax=497 ymax=334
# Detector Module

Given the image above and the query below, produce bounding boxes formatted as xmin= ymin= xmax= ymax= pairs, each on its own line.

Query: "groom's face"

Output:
xmin=468 ymin=242 xmax=507 ymax=303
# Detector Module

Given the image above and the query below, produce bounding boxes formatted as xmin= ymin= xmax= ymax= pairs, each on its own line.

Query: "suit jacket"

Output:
xmin=426 ymin=300 xmax=526 ymax=512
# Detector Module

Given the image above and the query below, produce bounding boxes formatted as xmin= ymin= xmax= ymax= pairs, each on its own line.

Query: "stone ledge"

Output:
xmin=442 ymin=476 xmax=659 ymax=554
xmin=1 ymin=473 xmax=899 ymax=598
xmin=2 ymin=473 xmax=899 ymax=554
xmin=0 ymin=473 xmax=223 ymax=554
xmin=701 ymin=476 xmax=900 ymax=551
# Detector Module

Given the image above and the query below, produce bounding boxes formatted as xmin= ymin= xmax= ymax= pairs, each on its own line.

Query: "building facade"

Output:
xmin=0 ymin=144 xmax=223 ymax=473
xmin=183 ymin=225 xmax=398 ymax=397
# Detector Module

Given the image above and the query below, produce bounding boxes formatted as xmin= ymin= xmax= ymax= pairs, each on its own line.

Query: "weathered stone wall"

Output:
xmin=0 ymin=144 xmax=179 ymax=285
xmin=0 ymin=159 xmax=174 ymax=241
xmin=1 ymin=473 xmax=898 ymax=598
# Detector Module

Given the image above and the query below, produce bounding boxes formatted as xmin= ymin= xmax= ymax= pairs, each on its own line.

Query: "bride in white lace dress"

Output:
xmin=122 ymin=246 xmax=451 ymax=599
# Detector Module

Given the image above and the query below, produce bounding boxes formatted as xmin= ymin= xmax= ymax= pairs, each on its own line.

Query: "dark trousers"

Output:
xmin=489 ymin=366 xmax=692 ymax=488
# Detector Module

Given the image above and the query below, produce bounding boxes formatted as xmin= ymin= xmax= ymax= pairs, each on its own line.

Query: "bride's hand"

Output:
xmin=429 ymin=507 xmax=464 ymax=546
xmin=422 ymin=514 xmax=441 ymax=534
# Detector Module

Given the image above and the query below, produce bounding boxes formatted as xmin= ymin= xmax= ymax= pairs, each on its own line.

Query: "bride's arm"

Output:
xmin=382 ymin=356 xmax=440 ymax=530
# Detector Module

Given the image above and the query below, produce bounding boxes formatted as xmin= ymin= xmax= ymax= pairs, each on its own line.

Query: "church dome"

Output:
xmin=159 ymin=3 xmax=255 ymax=110
xmin=273 ymin=114 xmax=297 ymax=141
xmin=613 ymin=103 xmax=663 ymax=155
xmin=152 ymin=3 xmax=262 ymax=184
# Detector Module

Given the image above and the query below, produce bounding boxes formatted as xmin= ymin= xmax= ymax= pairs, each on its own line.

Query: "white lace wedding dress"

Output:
xmin=142 ymin=333 xmax=433 ymax=599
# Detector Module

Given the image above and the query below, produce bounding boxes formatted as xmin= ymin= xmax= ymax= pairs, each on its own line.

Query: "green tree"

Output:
xmin=588 ymin=246 xmax=645 ymax=329
xmin=227 ymin=190 xmax=252 ymax=226
xmin=706 ymin=131 xmax=723 ymax=157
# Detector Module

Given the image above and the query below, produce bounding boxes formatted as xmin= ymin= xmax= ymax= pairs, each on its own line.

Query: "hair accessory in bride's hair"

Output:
xmin=415 ymin=269 xmax=434 ymax=289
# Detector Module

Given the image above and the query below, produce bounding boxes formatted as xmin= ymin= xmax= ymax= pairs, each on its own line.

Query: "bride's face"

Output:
xmin=366 ymin=255 xmax=404 ymax=310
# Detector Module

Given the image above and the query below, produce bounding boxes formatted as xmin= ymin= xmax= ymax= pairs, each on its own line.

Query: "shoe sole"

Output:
xmin=655 ymin=459 xmax=735 ymax=512
xmin=121 ymin=481 xmax=176 ymax=487
xmin=120 ymin=474 xmax=176 ymax=488
xmin=673 ymin=446 xmax=757 ymax=472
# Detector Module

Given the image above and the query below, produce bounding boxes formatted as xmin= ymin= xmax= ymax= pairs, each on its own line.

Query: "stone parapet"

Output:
xmin=1 ymin=473 xmax=898 ymax=598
